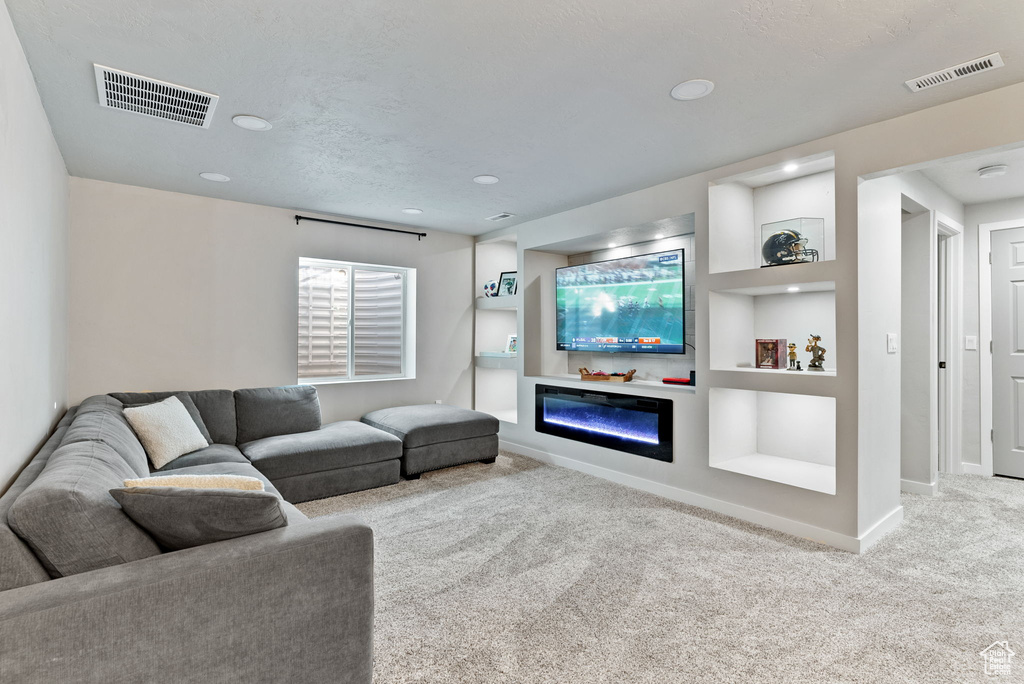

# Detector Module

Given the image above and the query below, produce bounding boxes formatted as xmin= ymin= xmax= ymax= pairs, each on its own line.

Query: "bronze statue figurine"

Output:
xmin=805 ymin=334 xmax=826 ymax=371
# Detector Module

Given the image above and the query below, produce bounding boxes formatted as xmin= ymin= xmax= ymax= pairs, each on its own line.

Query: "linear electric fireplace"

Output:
xmin=535 ymin=384 xmax=673 ymax=462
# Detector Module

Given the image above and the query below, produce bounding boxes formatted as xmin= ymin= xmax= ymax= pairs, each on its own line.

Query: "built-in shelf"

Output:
xmin=476 ymin=295 xmax=519 ymax=311
xmin=475 ymin=235 xmax=518 ymax=426
xmin=709 ymin=281 xmax=836 ymax=386
xmin=707 ymin=266 xmax=836 ymax=295
xmin=712 ymin=454 xmax=836 ymax=495
xmin=709 ymin=387 xmax=836 ymax=495
xmin=707 ymin=368 xmax=836 ymax=396
xmin=475 ymin=355 xmax=518 ymax=370
xmin=527 ymin=374 xmax=696 ymax=397
xmin=708 ymin=152 xmax=836 ymax=275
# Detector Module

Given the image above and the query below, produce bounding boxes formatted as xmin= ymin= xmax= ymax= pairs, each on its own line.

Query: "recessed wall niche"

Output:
xmin=709 ymin=153 xmax=835 ymax=275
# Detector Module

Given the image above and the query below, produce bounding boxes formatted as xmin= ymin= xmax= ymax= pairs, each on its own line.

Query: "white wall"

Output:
xmin=962 ymin=197 xmax=1024 ymax=467
xmin=0 ymin=2 xmax=69 ymax=493
xmin=68 ymin=178 xmax=474 ymax=422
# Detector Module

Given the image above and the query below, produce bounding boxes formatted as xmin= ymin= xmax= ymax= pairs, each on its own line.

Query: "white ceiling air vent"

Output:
xmin=486 ymin=212 xmax=515 ymax=222
xmin=94 ymin=64 xmax=219 ymax=128
xmin=905 ymin=53 xmax=1005 ymax=92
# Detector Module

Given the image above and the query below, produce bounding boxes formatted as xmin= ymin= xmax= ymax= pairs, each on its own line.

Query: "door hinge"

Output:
xmin=991 ymin=340 xmax=994 ymax=353
xmin=991 ymin=429 xmax=995 ymax=442
xmin=990 ymin=252 xmax=993 ymax=264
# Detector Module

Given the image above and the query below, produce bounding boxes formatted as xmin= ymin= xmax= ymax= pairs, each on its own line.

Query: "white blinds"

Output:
xmin=298 ymin=259 xmax=407 ymax=380
xmin=298 ymin=264 xmax=349 ymax=379
xmin=353 ymin=270 xmax=404 ymax=376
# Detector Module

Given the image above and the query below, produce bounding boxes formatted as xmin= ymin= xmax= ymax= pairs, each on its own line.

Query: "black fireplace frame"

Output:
xmin=535 ymin=384 xmax=673 ymax=462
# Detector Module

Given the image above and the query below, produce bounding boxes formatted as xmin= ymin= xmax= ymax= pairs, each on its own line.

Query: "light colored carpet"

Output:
xmin=298 ymin=452 xmax=1024 ymax=683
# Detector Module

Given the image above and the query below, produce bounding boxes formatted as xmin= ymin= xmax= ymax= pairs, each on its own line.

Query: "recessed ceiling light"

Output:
xmin=787 ymin=286 xmax=801 ymax=292
xmin=608 ymin=242 xmax=618 ymax=248
xmin=199 ymin=172 xmax=230 ymax=182
xmin=978 ymin=164 xmax=1008 ymax=178
xmin=232 ymin=115 xmax=272 ymax=131
xmin=401 ymin=208 xmax=423 ymax=215
xmin=670 ymin=79 xmax=715 ymax=101
xmin=783 ymin=162 xmax=800 ymax=173
xmin=473 ymin=175 xmax=500 ymax=185
xmin=654 ymin=234 xmax=664 ymax=240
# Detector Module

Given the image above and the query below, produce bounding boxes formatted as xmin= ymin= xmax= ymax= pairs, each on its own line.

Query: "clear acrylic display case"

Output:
xmin=760 ymin=217 xmax=825 ymax=268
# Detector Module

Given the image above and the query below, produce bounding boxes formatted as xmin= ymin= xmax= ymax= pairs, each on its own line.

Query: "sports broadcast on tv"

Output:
xmin=555 ymin=249 xmax=685 ymax=354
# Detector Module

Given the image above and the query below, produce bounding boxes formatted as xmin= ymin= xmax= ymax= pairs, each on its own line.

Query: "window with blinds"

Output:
xmin=298 ymin=257 xmax=414 ymax=382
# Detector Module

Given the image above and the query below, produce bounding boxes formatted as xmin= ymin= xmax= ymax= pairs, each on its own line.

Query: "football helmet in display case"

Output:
xmin=760 ymin=217 xmax=824 ymax=267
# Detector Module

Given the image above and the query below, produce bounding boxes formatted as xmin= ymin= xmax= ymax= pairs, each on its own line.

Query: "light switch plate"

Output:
xmin=965 ymin=335 xmax=978 ymax=350
xmin=886 ymin=333 xmax=898 ymax=354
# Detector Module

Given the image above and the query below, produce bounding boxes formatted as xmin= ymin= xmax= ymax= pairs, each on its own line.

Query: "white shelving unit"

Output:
xmin=474 ymin=236 xmax=519 ymax=424
xmin=706 ymin=152 xmax=838 ymax=494
xmin=476 ymin=355 xmax=518 ymax=370
xmin=709 ymin=388 xmax=836 ymax=494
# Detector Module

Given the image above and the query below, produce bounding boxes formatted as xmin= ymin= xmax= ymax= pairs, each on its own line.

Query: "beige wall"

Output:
xmin=0 ymin=2 xmax=69 ymax=493
xmin=68 ymin=178 xmax=474 ymax=423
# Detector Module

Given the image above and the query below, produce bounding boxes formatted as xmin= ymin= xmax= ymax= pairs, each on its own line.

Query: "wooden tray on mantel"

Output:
xmin=578 ymin=367 xmax=636 ymax=382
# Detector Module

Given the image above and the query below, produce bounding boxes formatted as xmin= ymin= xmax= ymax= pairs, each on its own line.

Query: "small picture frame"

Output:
xmin=755 ymin=338 xmax=786 ymax=369
xmin=505 ymin=334 xmax=518 ymax=355
xmin=498 ymin=271 xmax=518 ymax=297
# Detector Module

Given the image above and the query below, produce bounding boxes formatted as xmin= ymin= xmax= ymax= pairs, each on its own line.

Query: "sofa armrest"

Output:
xmin=0 ymin=515 xmax=373 ymax=684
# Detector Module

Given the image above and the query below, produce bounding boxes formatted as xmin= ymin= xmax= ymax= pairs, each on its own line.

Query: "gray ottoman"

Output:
xmin=361 ymin=405 xmax=499 ymax=479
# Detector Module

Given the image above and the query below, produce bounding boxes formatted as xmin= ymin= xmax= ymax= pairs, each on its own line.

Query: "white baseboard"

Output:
xmin=900 ymin=478 xmax=939 ymax=496
xmin=500 ymin=439 xmax=902 ymax=554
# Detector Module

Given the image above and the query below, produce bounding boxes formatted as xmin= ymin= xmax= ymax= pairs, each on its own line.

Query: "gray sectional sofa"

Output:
xmin=0 ymin=386 xmax=382 ymax=683
xmin=110 ymin=385 xmax=404 ymax=501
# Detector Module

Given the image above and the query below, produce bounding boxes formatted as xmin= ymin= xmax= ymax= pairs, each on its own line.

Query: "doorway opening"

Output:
xmin=901 ymin=197 xmax=963 ymax=495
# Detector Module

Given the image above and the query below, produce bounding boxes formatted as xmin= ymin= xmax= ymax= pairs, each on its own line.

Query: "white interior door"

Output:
xmin=991 ymin=226 xmax=1024 ymax=478
xmin=901 ymin=212 xmax=937 ymax=488
xmin=937 ymin=235 xmax=947 ymax=471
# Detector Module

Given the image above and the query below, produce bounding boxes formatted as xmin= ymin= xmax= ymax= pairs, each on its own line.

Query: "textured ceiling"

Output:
xmin=921 ymin=145 xmax=1024 ymax=204
xmin=7 ymin=0 xmax=1024 ymax=235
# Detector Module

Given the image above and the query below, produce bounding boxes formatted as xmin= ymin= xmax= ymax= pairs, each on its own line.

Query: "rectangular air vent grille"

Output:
xmin=486 ymin=212 xmax=515 ymax=221
xmin=94 ymin=65 xmax=219 ymax=128
xmin=905 ymin=53 xmax=1004 ymax=92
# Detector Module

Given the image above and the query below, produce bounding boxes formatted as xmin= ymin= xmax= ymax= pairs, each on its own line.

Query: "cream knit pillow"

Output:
xmin=123 ymin=396 xmax=209 ymax=469
xmin=123 ymin=474 xmax=265 ymax=491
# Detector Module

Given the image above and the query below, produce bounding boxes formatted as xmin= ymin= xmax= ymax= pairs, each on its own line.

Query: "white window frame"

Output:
xmin=298 ymin=256 xmax=417 ymax=385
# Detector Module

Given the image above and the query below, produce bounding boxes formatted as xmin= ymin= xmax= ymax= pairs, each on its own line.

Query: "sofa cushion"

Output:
xmin=239 ymin=421 xmax=403 ymax=481
xmin=62 ymin=395 xmax=150 ymax=478
xmin=110 ymin=487 xmax=287 ymax=551
xmin=124 ymin=473 xmax=265 ymax=491
xmin=155 ymin=443 xmax=251 ymax=472
xmin=167 ymin=461 xmax=283 ymax=498
xmin=124 ymin=397 xmax=210 ymax=470
xmin=123 ymin=393 xmax=213 ymax=443
xmin=0 ymin=406 xmax=78 ymax=592
xmin=234 ymin=386 xmax=321 ymax=445
xmin=110 ymin=390 xmax=237 ymax=445
xmin=7 ymin=441 xmax=161 ymax=578
xmin=361 ymin=404 xmax=499 ymax=449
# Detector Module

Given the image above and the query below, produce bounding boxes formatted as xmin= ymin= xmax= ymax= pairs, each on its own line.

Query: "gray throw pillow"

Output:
xmin=124 ymin=393 xmax=213 ymax=444
xmin=109 ymin=487 xmax=287 ymax=550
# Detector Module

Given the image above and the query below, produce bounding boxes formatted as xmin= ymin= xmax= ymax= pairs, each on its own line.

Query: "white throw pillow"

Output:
xmin=123 ymin=396 xmax=209 ymax=469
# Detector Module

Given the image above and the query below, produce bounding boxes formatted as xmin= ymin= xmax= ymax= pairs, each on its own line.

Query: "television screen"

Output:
xmin=556 ymin=249 xmax=685 ymax=354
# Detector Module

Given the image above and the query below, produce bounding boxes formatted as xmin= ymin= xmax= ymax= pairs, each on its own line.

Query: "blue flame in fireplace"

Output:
xmin=542 ymin=397 xmax=660 ymax=444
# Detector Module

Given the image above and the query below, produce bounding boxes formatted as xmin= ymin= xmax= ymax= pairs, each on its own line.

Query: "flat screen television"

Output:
xmin=556 ymin=249 xmax=685 ymax=354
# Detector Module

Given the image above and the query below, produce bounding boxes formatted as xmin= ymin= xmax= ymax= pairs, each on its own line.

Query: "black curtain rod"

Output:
xmin=294 ymin=214 xmax=427 ymax=240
